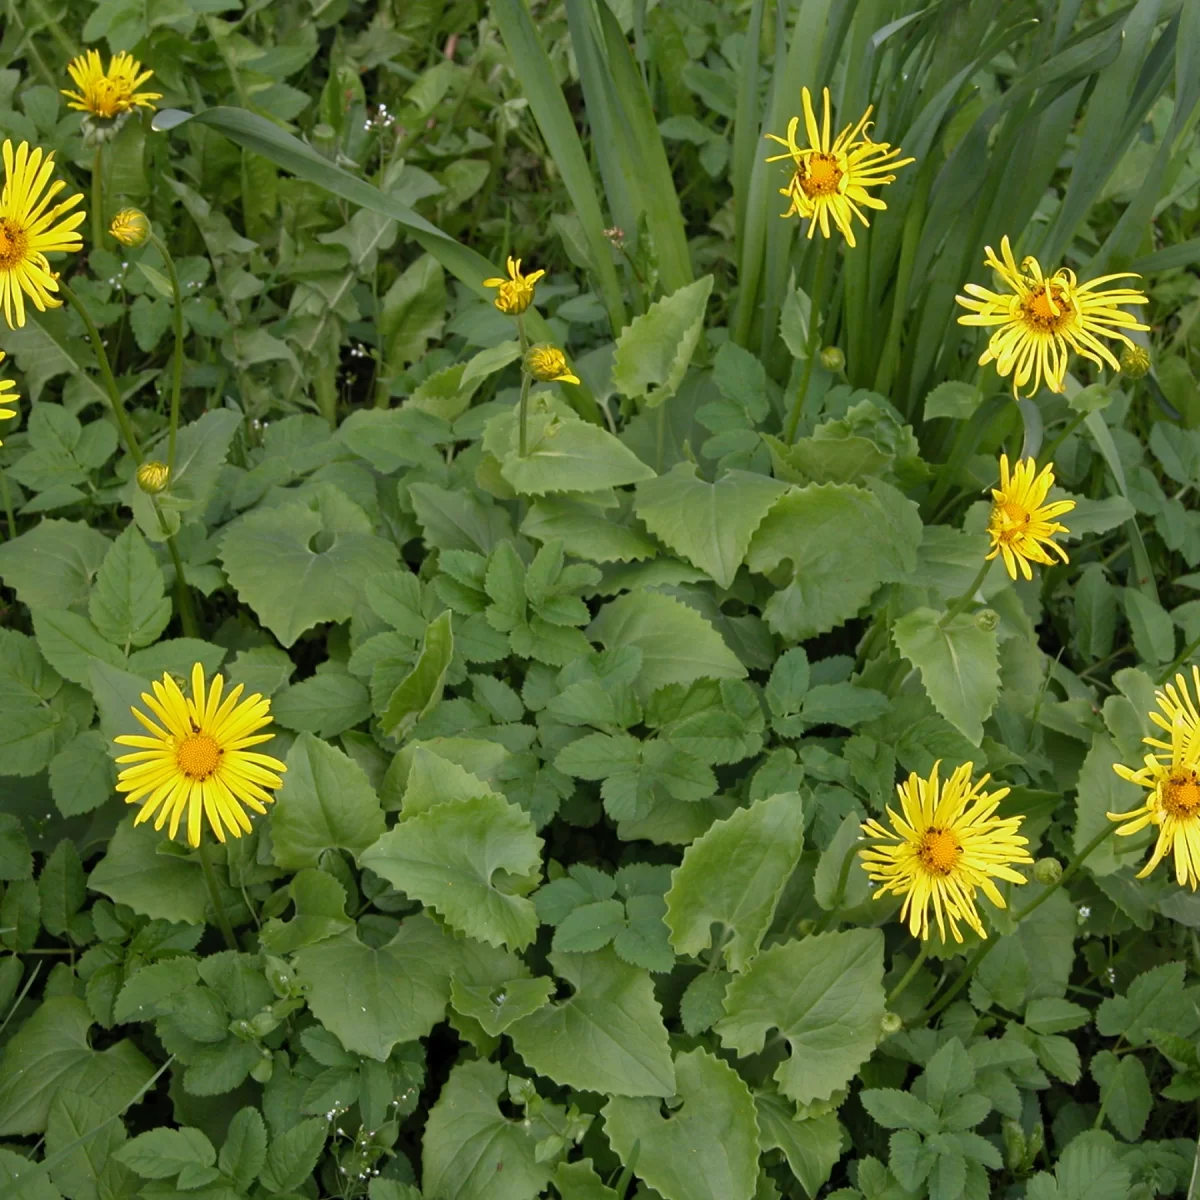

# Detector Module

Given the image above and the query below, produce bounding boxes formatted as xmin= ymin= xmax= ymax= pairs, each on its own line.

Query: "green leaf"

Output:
xmin=89 ymin=526 xmax=172 ymax=650
xmin=612 ymin=277 xmax=714 ymax=407
xmin=1096 ymin=962 xmax=1189 ymax=1046
xmin=113 ymin=959 xmax=199 ymax=1024
xmin=218 ymin=1108 xmax=267 ymax=1192
xmin=1024 ymin=1130 xmax=1131 ymax=1200
xmin=220 ymin=501 xmax=399 ymax=647
xmin=259 ymin=867 xmax=353 ymax=955
xmin=1074 ymin=734 xmax=1145 ymax=877
xmin=522 ymin=496 xmax=658 ymax=564
xmin=87 ymin=819 xmax=208 ymax=924
xmin=0 ymin=518 xmax=109 ymax=612
xmin=0 ymin=1147 xmax=61 ymax=1200
xmin=552 ymin=898 xmax=626 ymax=953
xmin=755 ymin=1093 xmax=843 ymax=1198
xmin=923 ymin=382 xmax=982 ymax=421
xmin=377 ymin=254 xmax=446 ymax=374
xmin=46 ymin=1090 xmax=129 ymax=1200
xmin=602 ymin=1048 xmax=758 ymax=1200
xmin=382 ymin=610 xmax=454 ymax=739
xmin=633 ymin=464 xmax=787 ymax=589
xmin=293 ymin=919 xmax=455 ymax=1060
xmin=259 ymin=1118 xmax=326 ymax=1194
xmin=508 ymin=949 xmax=675 ymax=1097
xmin=272 ymin=671 xmax=371 ymax=738
xmin=554 ymin=1160 xmax=619 ymax=1200
xmin=360 ymin=792 xmax=542 ymax=950
xmin=665 ymin=793 xmax=805 ymax=972
xmin=422 ymin=1060 xmax=554 ymax=1200
xmin=716 ymin=929 xmax=885 ymax=1106
xmin=0 ymin=997 xmax=154 ymax=1135
xmin=589 ymin=590 xmax=746 ymax=701
xmin=37 ymin=840 xmax=85 ymax=938
xmin=746 ymin=483 xmax=920 ymax=640
xmin=860 ymin=1088 xmax=940 ymax=1134
xmin=116 ymin=1127 xmax=215 ymax=1179
xmin=451 ymin=976 xmax=555 ymax=1036
xmin=1122 ymin=587 xmax=1175 ymax=664
xmin=1090 ymin=1050 xmax=1151 ymax=1142
xmin=270 ymin=732 xmax=386 ymax=870
xmin=892 ymin=608 xmax=1000 ymax=745
xmin=0 ymin=813 xmax=31 ymax=881
xmin=32 ymin=609 xmax=125 ymax=687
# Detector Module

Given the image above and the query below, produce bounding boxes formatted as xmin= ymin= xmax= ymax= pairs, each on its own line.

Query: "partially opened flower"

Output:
xmin=62 ymin=50 xmax=161 ymax=121
xmin=986 ymin=454 xmax=1075 ymax=581
xmin=955 ymin=236 xmax=1149 ymax=397
xmin=0 ymin=351 xmax=18 ymax=443
xmin=484 ymin=257 xmax=544 ymax=316
xmin=860 ymin=760 xmax=1033 ymax=943
xmin=525 ymin=344 xmax=580 ymax=385
xmin=1110 ymin=706 xmax=1200 ymax=890
xmin=765 ymin=86 xmax=914 ymax=247
xmin=110 ymin=208 xmax=150 ymax=248
xmin=0 ymin=140 xmax=85 ymax=329
xmin=115 ymin=663 xmax=287 ymax=848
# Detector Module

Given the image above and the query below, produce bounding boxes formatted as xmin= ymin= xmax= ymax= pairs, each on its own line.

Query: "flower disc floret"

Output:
xmin=955 ymin=236 xmax=1149 ymax=397
xmin=859 ymin=760 xmax=1033 ymax=943
xmin=114 ymin=662 xmax=287 ymax=848
xmin=986 ymin=454 xmax=1075 ymax=581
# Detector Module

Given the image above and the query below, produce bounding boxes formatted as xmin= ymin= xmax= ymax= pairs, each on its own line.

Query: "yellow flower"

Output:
xmin=525 ymin=345 xmax=580 ymax=385
xmin=136 ymin=460 xmax=170 ymax=494
xmin=0 ymin=140 xmax=85 ymax=329
xmin=986 ymin=454 xmax=1075 ymax=581
xmin=110 ymin=208 xmax=150 ymax=248
xmin=115 ymin=663 xmax=287 ymax=848
xmin=0 ymin=351 xmax=18 ymax=445
xmin=765 ymin=86 xmax=914 ymax=248
xmin=1110 ymin=707 xmax=1200 ymax=890
xmin=62 ymin=50 xmax=161 ymax=121
xmin=1138 ymin=666 xmax=1200 ymax=756
xmin=955 ymin=236 xmax=1149 ymax=397
xmin=860 ymin=760 xmax=1032 ymax=943
xmin=484 ymin=257 xmax=544 ymax=316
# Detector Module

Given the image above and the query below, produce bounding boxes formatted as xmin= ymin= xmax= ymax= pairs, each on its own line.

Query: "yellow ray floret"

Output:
xmin=860 ymin=760 xmax=1032 ymax=943
xmin=0 ymin=140 xmax=85 ymax=330
xmin=955 ymin=236 xmax=1149 ymax=397
xmin=1110 ymin=706 xmax=1200 ymax=891
xmin=0 ymin=350 xmax=18 ymax=445
xmin=986 ymin=453 xmax=1075 ymax=581
xmin=115 ymin=662 xmax=287 ymax=848
xmin=62 ymin=50 xmax=162 ymax=120
xmin=484 ymin=256 xmax=544 ymax=316
xmin=765 ymin=86 xmax=914 ymax=248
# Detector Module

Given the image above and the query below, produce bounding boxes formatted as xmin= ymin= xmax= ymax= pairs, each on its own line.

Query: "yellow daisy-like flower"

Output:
xmin=110 ymin=208 xmax=150 ymax=248
xmin=765 ymin=86 xmax=914 ymax=248
xmin=955 ymin=236 xmax=1149 ymax=397
xmin=62 ymin=50 xmax=162 ymax=120
xmin=0 ymin=351 xmax=19 ymax=444
xmin=985 ymin=454 xmax=1075 ymax=582
xmin=525 ymin=344 xmax=580 ymax=385
xmin=1109 ymin=708 xmax=1200 ymax=890
xmin=0 ymin=140 xmax=85 ymax=329
xmin=860 ymin=760 xmax=1032 ymax=943
xmin=484 ymin=256 xmax=544 ymax=316
xmin=115 ymin=663 xmax=287 ymax=848
xmin=1145 ymin=667 xmax=1200 ymax=749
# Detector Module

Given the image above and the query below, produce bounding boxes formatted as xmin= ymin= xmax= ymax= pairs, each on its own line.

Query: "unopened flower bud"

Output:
xmin=1002 ymin=1119 xmax=1026 ymax=1170
xmin=110 ymin=208 xmax=150 ymax=248
xmin=1033 ymin=857 xmax=1062 ymax=885
xmin=525 ymin=344 xmax=580 ymax=385
xmin=880 ymin=1011 xmax=903 ymax=1035
xmin=974 ymin=608 xmax=999 ymax=632
xmin=1119 ymin=343 xmax=1151 ymax=379
xmin=819 ymin=345 xmax=846 ymax=373
xmin=136 ymin=460 xmax=169 ymax=494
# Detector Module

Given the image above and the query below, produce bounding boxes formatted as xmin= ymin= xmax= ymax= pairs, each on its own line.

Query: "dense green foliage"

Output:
xmin=1 ymin=0 xmax=1200 ymax=1198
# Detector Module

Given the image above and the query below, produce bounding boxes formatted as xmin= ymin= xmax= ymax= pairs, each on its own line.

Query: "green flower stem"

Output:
xmin=516 ymin=314 xmax=531 ymax=457
xmin=197 ymin=840 xmax=238 ymax=951
xmin=783 ymin=236 xmax=833 ymax=445
xmin=148 ymin=232 xmax=185 ymax=474
xmin=886 ymin=943 xmax=930 ymax=1006
xmin=158 ymin=505 xmax=198 ymax=638
xmin=938 ymin=557 xmax=993 ymax=628
xmin=920 ymin=823 xmax=1119 ymax=1023
xmin=91 ymin=146 xmax=104 ymax=256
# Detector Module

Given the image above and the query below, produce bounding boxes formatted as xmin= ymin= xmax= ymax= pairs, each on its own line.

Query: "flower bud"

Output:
xmin=136 ymin=460 xmax=169 ymax=494
xmin=110 ymin=208 xmax=151 ymax=249
xmin=1002 ymin=1119 xmax=1026 ymax=1170
xmin=880 ymin=1011 xmax=903 ymax=1035
xmin=525 ymin=344 xmax=581 ymax=385
xmin=795 ymin=918 xmax=816 ymax=937
xmin=819 ymin=345 xmax=846 ymax=373
xmin=1119 ymin=343 xmax=1151 ymax=379
xmin=1033 ymin=857 xmax=1062 ymax=885
xmin=974 ymin=608 xmax=999 ymax=632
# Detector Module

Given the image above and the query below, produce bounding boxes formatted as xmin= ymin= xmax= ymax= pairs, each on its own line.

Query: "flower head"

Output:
xmin=110 ymin=208 xmax=150 ymax=248
xmin=0 ymin=351 xmax=18 ymax=444
xmin=765 ymin=86 xmax=913 ymax=247
xmin=0 ymin=141 xmax=85 ymax=329
xmin=986 ymin=454 xmax=1075 ymax=581
xmin=955 ymin=236 xmax=1149 ymax=397
xmin=115 ymin=663 xmax=287 ymax=848
xmin=860 ymin=760 xmax=1032 ymax=943
xmin=1120 ymin=343 xmax=1151 ymax=379
xmin=1110 ymin=703 xmax=1200 ymax=890
xmin=525 ymin=344 xmax=580 ymax=385
xmin=62 ymin=50 xmax=161 ymax=121
xmin=484 ymin=257 xmax=543 ymax=316
xmin=136 ymin=460 xmax=170 ymax=494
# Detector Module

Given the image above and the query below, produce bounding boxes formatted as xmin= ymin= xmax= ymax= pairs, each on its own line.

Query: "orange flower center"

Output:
xmin=918 ymin=827 xmax=961 ymax=875
xmin=1162 ymin=773 xmax=1200 ymax=818
xmin=0 ymin=219 xmax=29 ymax=270
xmin=176 ymin=733 xmax=221 ymax=780
xmin=1021 ymin=283 xmax=1073 ymax=334
xmin=800 ymin=153 xmax=843 ymax=198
